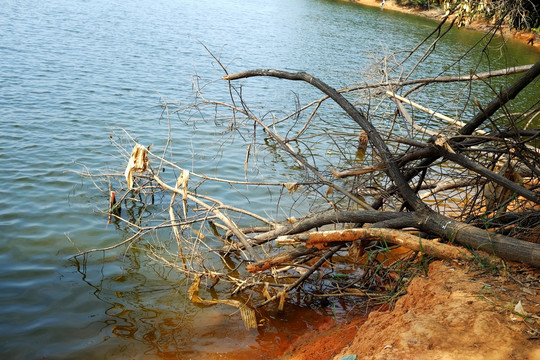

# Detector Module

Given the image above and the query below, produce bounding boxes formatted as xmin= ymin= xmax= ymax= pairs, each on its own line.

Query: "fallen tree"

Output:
xmin=74 ymin=19 xmax=540 ymax=327
xmin=220 ymin=63 xmax=540 ymax=267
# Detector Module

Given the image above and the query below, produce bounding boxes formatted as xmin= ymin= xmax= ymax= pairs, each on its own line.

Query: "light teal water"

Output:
xmin=0 ymin=0 xmax=538 ymax=358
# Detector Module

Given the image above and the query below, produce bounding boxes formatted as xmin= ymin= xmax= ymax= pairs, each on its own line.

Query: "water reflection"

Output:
xmin=72 ymin=250 xmax=363 ymax=359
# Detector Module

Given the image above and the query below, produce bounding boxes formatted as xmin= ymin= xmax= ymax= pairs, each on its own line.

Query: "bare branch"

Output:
xmin=460 ymin=60 xmax=540 ymax=135
xmin=224 ymin=69 xmax=425 ymax=211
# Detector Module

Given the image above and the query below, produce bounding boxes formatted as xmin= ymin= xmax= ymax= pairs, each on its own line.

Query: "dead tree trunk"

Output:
xmin=224 ymin=66 xmax=540 ymax=268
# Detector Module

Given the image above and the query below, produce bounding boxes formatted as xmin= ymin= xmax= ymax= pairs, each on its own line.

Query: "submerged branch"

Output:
xmin=151 ymin=170 xmax=261 ymax=261
xmin=79 ymin=37 xmax=540 ymax=320
xmin=224 ymin=69 xmax=425 ymax=211
xmin=255 ymin=245 xmax=343 ymax=308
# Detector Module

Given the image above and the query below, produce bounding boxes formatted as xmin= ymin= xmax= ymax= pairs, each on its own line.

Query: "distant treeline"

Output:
xmin=396 ymin=0 xmax=539 ymax=30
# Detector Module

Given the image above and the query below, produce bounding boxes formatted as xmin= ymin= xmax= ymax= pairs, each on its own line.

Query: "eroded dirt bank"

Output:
xmin=347 ymin=0 xmax=540 ymax=50
xmin=283 ymin=260 xmax=540 ymax=360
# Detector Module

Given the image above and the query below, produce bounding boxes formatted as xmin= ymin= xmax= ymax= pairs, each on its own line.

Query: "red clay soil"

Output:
xmin=281 ymin=260 xmax=540 ymax=360
xmin=278 ymin=3 xmax=540 ymax=359
xmin=280 ymin=316 xmax=367 ymax=360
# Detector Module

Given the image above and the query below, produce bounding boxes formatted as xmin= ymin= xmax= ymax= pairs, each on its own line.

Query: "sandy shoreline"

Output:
xmin=346 ymin=0 xmax=540 ymax=51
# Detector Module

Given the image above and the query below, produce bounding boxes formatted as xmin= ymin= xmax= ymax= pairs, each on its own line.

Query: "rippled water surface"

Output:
xmin=0 ymin=0 xmax=538 ymax=358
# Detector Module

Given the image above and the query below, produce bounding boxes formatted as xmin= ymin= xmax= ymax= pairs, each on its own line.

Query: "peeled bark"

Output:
xmin=276 ymin=228 xmax=472 ymax=261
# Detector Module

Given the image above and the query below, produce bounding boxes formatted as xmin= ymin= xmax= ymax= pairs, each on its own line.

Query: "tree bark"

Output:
xmin=221 ymin=211 xmax=419 ymax=252
xmin=419 ymin=209 xmax=540 ymax=268
xmin=275 ymin=228 xmax=472 ymax=261
xmin=224 ymin=69 xmax=540 ymax=268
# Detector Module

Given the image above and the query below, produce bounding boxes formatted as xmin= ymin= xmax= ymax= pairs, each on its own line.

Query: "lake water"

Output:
xmin=0 ymin=0 xmax=538 ymax=358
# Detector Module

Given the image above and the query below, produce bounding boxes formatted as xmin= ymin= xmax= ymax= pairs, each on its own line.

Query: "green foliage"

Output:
xmin=393 ymin=1 xmax=539 ymax=30
xmin=394 ymin=0 xmax=433 ymax=8
xmin=410 ymin=0 xmax=431 ymax=8
xmin=469 ymin=250 xmax=500 ymax=275
xmin=442 ymin=0 xmax=540 ymax=30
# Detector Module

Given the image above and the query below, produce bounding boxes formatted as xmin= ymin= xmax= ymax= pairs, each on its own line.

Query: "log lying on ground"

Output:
xmin=247 ymin=228 xmax=472 ymax=274
xmin=222 ymin=211 xmax=419 ymax=253
xmin=420 ymin=210 xmax=540 ymax=268
xmin=284 ymin=228 xmax=472 ymax=259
